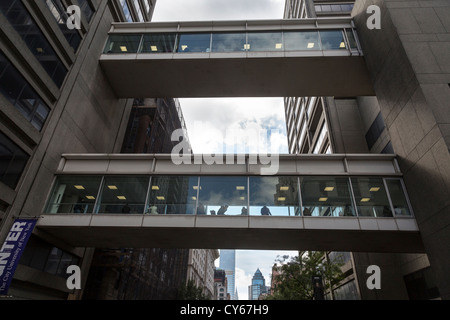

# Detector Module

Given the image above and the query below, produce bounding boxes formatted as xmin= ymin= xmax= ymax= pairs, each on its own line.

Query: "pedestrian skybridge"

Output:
xmin=36 ymin=154 xmax=424 ymax=253
xmin=99 ymin=18 xmax=374 ymax=97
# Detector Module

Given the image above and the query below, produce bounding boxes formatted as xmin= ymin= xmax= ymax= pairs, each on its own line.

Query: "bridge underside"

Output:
xmin=100 ymin=54 xmax=374 ymax=98
xmin=37 ymin=215 xmax=424 ymax=253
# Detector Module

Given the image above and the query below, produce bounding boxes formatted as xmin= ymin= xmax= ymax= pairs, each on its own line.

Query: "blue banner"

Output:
xmin=0 ymin=219 xmax=37 ymax=295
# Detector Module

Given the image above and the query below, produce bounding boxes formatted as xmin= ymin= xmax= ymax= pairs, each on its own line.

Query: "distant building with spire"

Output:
xmin=248 ymin=268 xmax=269 ymax=300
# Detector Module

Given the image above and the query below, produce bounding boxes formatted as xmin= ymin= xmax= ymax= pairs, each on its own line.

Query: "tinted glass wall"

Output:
xmin=45 ymin=175 xmax=413 ymax=218
xmin=0 ymin=50 xmax=50 ymax=131
xmin=103 ymin=28 xmax=361 ymax=54
xmin=0 ymin=0 xmax=68 ymax=87
xmin=0 ymin=131 xmax=30 ymax=189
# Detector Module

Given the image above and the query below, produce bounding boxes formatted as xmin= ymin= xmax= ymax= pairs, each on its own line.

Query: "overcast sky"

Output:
xmin=152 ymin=0 xmax=296 ymax=300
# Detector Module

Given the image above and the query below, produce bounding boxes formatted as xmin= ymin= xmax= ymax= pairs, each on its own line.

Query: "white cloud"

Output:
xmin=153 ymin=0 xmax=285 ymax=21
xmin=180 ymin=98 xmax=288 ymax=154
xmin=235 ymin=267 xmax=253 ymax=300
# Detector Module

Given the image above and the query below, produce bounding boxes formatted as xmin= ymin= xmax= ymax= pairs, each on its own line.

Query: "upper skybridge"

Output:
xmin=99 ymin=18 xmax=375 ymax=98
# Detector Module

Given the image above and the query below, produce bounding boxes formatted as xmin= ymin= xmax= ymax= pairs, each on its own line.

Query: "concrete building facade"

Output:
xmin=0 ymin=0 xmax=449 ymax=301
xmin=0 ymin=0 xmax=156 ymax=299
xmin=352 ymin=0 xmax=450 ymax=300
xmin=284 ymin=0 xmax=448 ymax=300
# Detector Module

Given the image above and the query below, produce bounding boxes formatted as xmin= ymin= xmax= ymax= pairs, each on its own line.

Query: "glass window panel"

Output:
xmin=78 ymin=0 xmax=95 ymax=23
xmin=300 ymin=177 xmax=355 ymax=217
xmin=249 ymin=176 xmax=300 ymax=216
xmin=103 ymin=34 xmax=142 ymax=53
xmin=346 ymin=30 xmax=358 ymax=49
xmin=29 ymin=244 xmax=50 ymax=271
xmin=247 ymin=32 xmax=283 ymax=52
xmin=198 ymin=176 xmax=248 ymax=215
xmin=147 ymin=175 xmax=198 ymax=214
xmin=57 ymin=252 xmax=78 ymax=277
xmin=320 ymin=30 xmax=346 ymax=50
xmin=331 ymin=4 xmax=342 ymax=12
xmin=0 ymin=64 xmax=26 ymax=105
xmin=386 ymin=179 xmax=411 ymax=216
xmin=0 ymin=131 xmax=30 ymax=189
xmin=211 ymin=32 xmax=247 ymax=52
xmin=342 ymin=4 xmax=354 ymax=11
xmin=44 ymin=247 xmax=62 ymax=274
xmin=120 ymin=0 xmax=133 ymax=22
xmin=351 ymin=177 xmax=393 ymax=217
xmin=0 ymin=52 xmax=51 ymax=130
xmin=141 ymin=33 xmax=176 ymax=53
xmin=0 ymin=0 xmax=67 ymax=87
xmin=284 ymin=31 xmax=320 ymax=51
xmin=97 ymin=176 xmax=149 ymax=213
xmin=45 ymin=175 xmax=102 ymax=213
xmin=176 ymin=33 xmax=211 ymax=53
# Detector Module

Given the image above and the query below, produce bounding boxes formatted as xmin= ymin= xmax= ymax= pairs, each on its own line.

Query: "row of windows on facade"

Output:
xmin=0 ymin=1 xmax=96 ymax=191
xmin=0 ymin=0 xmax=94 ymax=88
xmin=120 ymin=0 xmax=153 ymax=22
xmin=0 ymin=0 xmax=96 ymax=124
xmin=103 ymin=29 xmax=360 ymax=54
xmin=45 ymin=174 xmax=413 ymax=218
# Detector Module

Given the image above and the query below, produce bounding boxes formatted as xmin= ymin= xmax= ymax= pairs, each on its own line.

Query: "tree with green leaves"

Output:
xmin=267 ymin=251 xmax=346 ymax=300
xmin=177 ymin=279 xmax=210 ymax=300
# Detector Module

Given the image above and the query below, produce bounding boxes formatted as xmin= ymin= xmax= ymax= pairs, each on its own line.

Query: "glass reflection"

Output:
xmin=351 ymin=177 xmax=393 ymax=217
xmin=147 ymin=176 xmax=198 ymax=214
xmin=104 ymin=29 xmax=360 ymax=55
xmin=141 ymin=33 xmax=176 ymax=53
xmin=176 ymin=33 xmax=211 ymax=52
xmin=284 ymin=31 xmax=321 ymax=50
xmin=198 ymin=176 xmax=248 ymax=215
xmin=385 ymin=179 xmax=411 ymax=216
xmin=345 ymin=29 xmax=358 ymax=49
xmin=211 ymin=33 xmax=247 ymax=52
xmin=247 ymin=32 xmax=283 ymax=52
xmin=46 ymin=176 xmax=102 ymax=214
xmin=103 ymin=34 xmax=142 ymax=53
xmin=319 ymin=30 xmax=346 ymax=50
xmin=96 ymin=176 xmax=149 ymax=213
xmin=249 ymin=176 xmax=300 ymax=216
xmin=300 ymin=177 xmax=355 ymax=217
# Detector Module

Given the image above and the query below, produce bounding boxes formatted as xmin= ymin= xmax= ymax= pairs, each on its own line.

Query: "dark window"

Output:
xmin=0 ymin=0 xmax=68 ymax=87
xmin=0 ymin=50 xmax=51 ymax=131
xmin=365 ymin=112 xmax=386 ymax=149
xmin=20 ymin=235 xmax=80 ymax=278
xmin=77 ymin=0 xmax=95 ymax=23
xmin=45 ymin=0 xmax=82 ymax=52
xmin=381 ymin=141 xmax=394 ymax=154
xmin=404 ymin=267 xmax=440 ymax=300
xmin=0 ymin=131 xmax=30 ymax=189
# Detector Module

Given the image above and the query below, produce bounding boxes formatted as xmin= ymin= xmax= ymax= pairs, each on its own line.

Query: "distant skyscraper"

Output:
xmin=248 ymin=268 xmax=269 ymax=300
xmin=219 ymin=249 xmax=236 ymax=300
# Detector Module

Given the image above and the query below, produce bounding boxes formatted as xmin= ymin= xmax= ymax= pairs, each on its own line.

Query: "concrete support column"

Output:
xmin=352 ymin=0 xmax=450 ymax=299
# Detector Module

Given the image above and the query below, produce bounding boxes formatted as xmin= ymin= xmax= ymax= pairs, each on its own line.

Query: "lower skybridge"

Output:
xmin=36 ymin=153 xmax=424 ymax=253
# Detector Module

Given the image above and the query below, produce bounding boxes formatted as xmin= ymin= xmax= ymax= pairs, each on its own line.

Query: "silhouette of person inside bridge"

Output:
xmin=261 ymin=205 xmax=271 ymax=216
xmin=217 ymin=204 xmax=228 ymax=215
